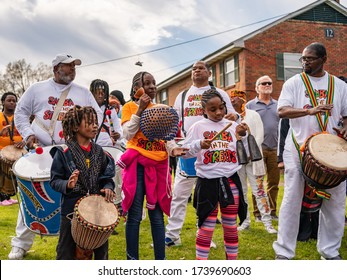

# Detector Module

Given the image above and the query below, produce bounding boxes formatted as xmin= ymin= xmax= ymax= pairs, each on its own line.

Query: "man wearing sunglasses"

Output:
xmin=246 ymin=76 xmax=280 ymax=223
xmin=273 ymin=42 xmax=347 ymax=260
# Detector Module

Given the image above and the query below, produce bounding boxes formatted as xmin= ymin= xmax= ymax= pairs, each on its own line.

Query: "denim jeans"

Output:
xmin=126 ymin=164 xmax=165 ymax=260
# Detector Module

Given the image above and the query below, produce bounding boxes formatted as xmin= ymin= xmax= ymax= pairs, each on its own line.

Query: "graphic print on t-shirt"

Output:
xmin=43 ymin=96 xmax=75 ymax=121
xmin=184 ymin=94 xmax=204 ymax=117
xmin=202 ymin=130 xmax=237 ymax=164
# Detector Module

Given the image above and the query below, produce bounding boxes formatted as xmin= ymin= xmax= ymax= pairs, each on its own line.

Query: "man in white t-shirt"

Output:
xmin=9 ymin=54 xmax=103 ymax=260
xmin=273 ymin=42 xmax=347 ymax=260
xmin=165 ymin=61 xmax=238 ymax=247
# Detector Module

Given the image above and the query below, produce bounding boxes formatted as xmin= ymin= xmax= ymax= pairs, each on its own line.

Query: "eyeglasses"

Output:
xmin=299 ymin=56 xmax=321 ymax=63
xmin=259 ymin=82 xmax=272 ymax=86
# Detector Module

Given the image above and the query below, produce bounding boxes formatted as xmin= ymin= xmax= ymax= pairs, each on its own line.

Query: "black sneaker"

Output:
xmin=275 ymin=254 xmax=289 ymax=260
xmin=321 ymin=255 xmax=342 ymax=260
xmin=271 ymin=215 xmax=279 ymax=221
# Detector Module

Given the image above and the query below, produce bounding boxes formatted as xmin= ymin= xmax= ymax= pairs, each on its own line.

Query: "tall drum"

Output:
xmin=0 ymin=145 xmax=27 ymax=195
xmin=71 ymin=194 xmax=119 ymax=250
xmin=12 ymin=146 xmax=62 ymax=235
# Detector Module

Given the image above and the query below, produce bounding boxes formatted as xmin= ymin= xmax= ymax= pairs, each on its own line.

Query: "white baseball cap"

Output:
xmin=52 ymin=54 xmax=82 ymax=67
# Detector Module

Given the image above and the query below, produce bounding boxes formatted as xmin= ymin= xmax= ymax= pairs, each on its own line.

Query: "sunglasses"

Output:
xmin=259 ymin=82 xmax=272 ymax=86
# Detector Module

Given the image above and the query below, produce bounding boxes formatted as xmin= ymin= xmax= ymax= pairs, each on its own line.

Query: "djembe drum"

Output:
xmin=71 ymin=194 xmax=119 ymax=253
xmin=301 ymin=133 xmax=347 ymax=189
xmin=301 ymin=133 xmax=347 ymax=212
xmin=140 ymin=104 xmax=179 ymax=141
xmin=0 ymin=145 xmax=27 ymax=195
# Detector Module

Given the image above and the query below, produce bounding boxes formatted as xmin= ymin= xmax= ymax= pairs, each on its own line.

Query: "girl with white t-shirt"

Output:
xmin=181 ymin=88 xmax=248 ymax=260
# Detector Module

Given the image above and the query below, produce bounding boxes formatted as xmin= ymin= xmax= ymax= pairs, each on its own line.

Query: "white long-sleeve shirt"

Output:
xmin=15 ymin=78 xmax=103 ymax=146
xmin=96 ymin=105 xmax=123 ymax=147
xmin=182 ymin=118 xmax=241 ymax=179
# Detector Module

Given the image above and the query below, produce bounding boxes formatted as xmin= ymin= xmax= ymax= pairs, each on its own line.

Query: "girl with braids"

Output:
xmin=49 ymin=105 xmax=116 ymax=260
xmin=0 ymin=92 xmax=25 ymax=205
xmin=89 ymin=79 xmax=123 ymax=147
xmin=180 ymin=88 xmax=247 ymax=260
xmin=119 ymin=71 xmax=187 ymax=260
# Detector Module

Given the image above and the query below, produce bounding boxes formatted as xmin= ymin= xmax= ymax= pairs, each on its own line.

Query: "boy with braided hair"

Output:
xmin=50 ymin=105 xmax=116 ymax=260
xmin=89 ymin=79 xmax=123 ymax=146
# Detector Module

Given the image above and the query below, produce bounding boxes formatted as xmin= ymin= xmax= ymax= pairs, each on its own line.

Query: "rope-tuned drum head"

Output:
xmin=140 ymin=105 xmax=179 ymax=141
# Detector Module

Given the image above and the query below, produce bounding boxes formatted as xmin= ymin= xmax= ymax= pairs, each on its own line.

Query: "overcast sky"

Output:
xmin=0 ymin=0 xmax=346 ymax=100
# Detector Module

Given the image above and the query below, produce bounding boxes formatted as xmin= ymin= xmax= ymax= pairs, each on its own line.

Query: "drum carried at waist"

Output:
xmin=301 ymin=133 xmax=347 ymax=213
xmin=0 ymin=145 xmax=27 ymax=195
xmin=12 ymin=146 xmax=62 ymax=235
xmin=178 ymin=157 xmax=197 ymax=178
xmin=301 ymin=133 xmax=347 ymax=189
xmin=71 ymin=194 xmax=119 ymax=250
xmin=0 ymin=145 xmax=28 ymax=177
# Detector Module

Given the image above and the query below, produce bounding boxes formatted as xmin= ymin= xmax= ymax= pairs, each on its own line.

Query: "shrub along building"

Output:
xmin=156 ymin=0 xmax=347 ymax=104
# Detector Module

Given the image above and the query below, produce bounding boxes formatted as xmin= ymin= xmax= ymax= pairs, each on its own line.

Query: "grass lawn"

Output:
xmin=1 ymin=173 xmax=347 ymax=260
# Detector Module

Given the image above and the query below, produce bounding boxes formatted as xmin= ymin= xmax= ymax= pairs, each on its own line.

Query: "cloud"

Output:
xmin=1 ymin=0 xmax=346 ymax=100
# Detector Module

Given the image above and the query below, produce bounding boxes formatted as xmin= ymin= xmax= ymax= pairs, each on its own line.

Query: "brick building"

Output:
xmin=156 ymin=0 xmax=347 ymax=104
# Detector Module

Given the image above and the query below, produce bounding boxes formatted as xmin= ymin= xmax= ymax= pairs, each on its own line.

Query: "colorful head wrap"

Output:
xmin=230 ymin=90 xmax=247 ymax=115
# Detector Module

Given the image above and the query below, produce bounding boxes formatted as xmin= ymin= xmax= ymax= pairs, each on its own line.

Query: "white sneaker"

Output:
xmin=237 ymin=224 xmax=250 ymax=231
xmin=8 ymin=246 xmax=26 ymax=260
xmin=266 ymin=225 xmax=277 ymax=234
xmin=165 ymin=237 xmax=182 ymax=247
xmin=142 ymin=210 xmax=146 ymax=220
xmin=210 ymin=240 xmax=217 ymax=249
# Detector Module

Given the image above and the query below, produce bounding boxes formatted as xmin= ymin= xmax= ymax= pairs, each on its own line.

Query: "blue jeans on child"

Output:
xmin=126 ymin=164 xmax=166 ymax=260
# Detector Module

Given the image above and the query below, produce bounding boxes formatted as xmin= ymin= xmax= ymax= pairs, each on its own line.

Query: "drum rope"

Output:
xmin=291 ymin=131 xmax=332 ymax=200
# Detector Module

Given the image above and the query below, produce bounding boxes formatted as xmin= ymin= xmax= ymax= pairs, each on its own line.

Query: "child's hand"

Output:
xmin=172 ymin=147 xmax=189 ymax=157
xmin=200 ymin=139 xmax=212 ymax=149
xmin=101 ymin=188 xmax=115 ymax=202
xmin=67 ymin=169 xmax=80 ymax=189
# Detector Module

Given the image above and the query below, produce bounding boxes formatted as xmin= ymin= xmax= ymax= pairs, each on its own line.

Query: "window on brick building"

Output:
xmin=219 ymin=63 xmax=224 ymax=88
xmin=160 ymin=89 xmax=168 ymax=105
xmin=224 ymin=55 xmax=239 ymax=87
xmin=276 ymin=53 xmax=302 ymax=81
xmin=210 ymin=65 xmax=217 ymax=86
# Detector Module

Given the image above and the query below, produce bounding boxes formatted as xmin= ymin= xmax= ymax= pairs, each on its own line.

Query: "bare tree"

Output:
xmin=0 ymin=59 xmax=52 ymax=98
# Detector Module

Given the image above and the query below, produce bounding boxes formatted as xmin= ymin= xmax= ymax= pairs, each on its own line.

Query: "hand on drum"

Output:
xmin=100 ymin=188 xmax=115 ymax=202
xmin=67 ymin=169 xmax=80 ymax=189
xmin=333 ymin=127 xmax=347 ymax=140
xmin=13 ymin=140 xmax=26 ymax=149
xmin=25 ymin=135 xmax=39 ymax=149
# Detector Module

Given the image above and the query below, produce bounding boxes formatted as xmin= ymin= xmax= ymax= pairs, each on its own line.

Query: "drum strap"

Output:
xmin=300 ymin=72 xmax=334 ymax=132
xmin=291 ymin=131 xmax=331 ymax=200
xmin=33 ymin=87 xmax=70 ymax=144
xmin=2 ymin=113 xmax=15 ymax=141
